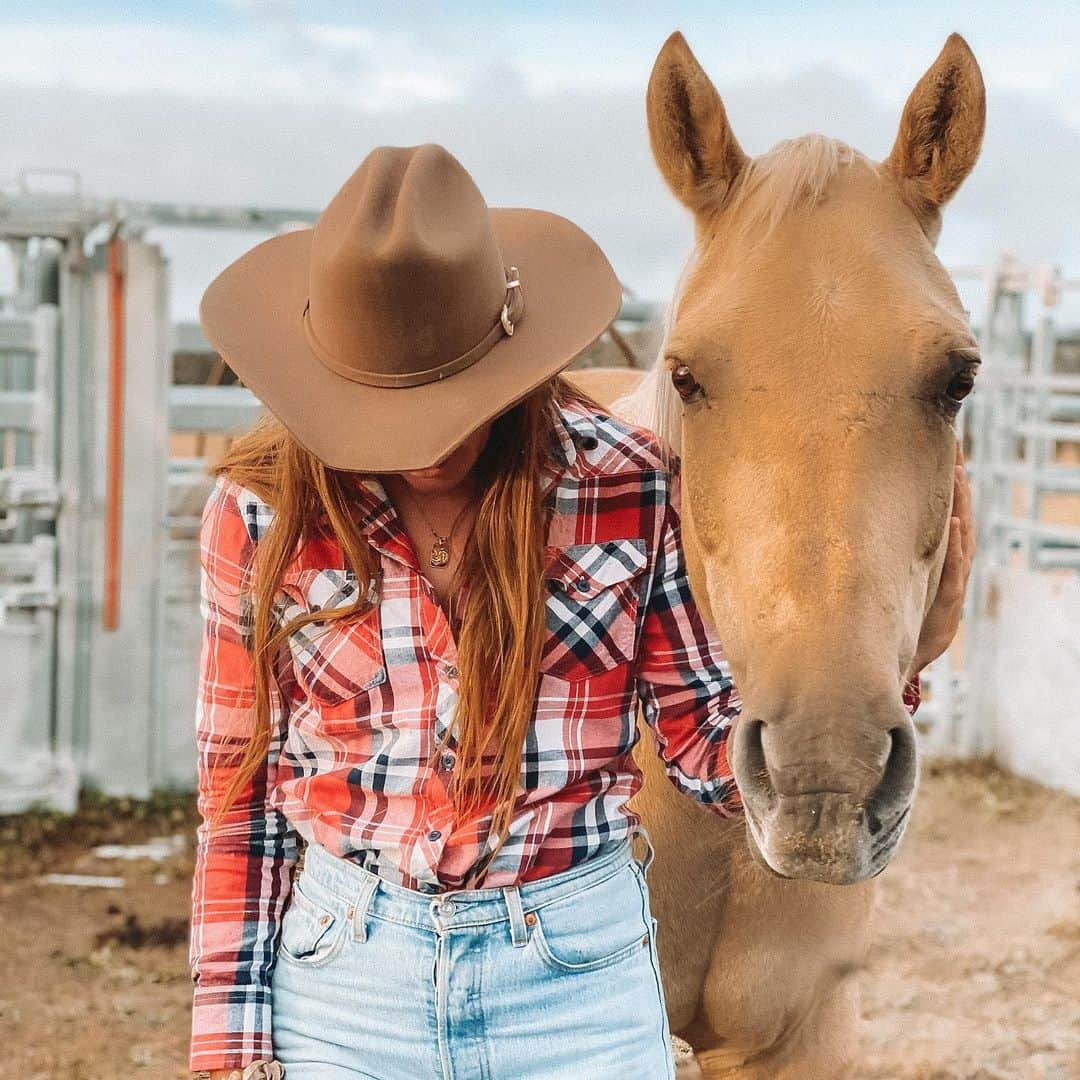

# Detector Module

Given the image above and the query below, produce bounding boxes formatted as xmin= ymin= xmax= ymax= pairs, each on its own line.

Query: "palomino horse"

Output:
xmin=569 ymin=31 xmax=985 ymax=1079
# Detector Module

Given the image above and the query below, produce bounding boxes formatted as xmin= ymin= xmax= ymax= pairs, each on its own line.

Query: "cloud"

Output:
xmin=1 ymin=57 xmax=1077 ymax=320
xmin=0 ymin=15 xmax=470 ymax=109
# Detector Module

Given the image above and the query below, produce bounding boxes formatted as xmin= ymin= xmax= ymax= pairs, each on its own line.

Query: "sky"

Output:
xmin=1 ymin=1 xmax=1078 ymax=324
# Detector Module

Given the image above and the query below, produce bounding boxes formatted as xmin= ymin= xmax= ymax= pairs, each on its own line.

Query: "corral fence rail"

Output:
xmin=0 ymin=177 xmax=1077 ymax=811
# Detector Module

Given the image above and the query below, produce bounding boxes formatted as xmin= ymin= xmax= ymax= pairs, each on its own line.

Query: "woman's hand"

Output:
xmin=912 ymin=441 xmax=976 ymax=674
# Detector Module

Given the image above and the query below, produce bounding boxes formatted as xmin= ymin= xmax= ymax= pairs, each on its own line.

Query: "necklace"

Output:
xmin=398 ymin=485 xmax=474 ymax=568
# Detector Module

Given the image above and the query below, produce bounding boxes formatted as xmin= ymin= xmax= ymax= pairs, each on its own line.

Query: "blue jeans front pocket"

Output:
xmin=527 ymin=860 xmax=652 ymax=974
xmin=278 ymin=875 xmax=349 ymax=968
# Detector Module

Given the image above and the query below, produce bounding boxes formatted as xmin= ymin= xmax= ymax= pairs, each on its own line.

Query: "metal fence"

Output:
xmin=914 ymin=255 xmax=1080 ymax=794
xmin=1 ymin=176 xmax=1077 ymax=811
xmin=0 ymin=180 xmax=659 ymax=811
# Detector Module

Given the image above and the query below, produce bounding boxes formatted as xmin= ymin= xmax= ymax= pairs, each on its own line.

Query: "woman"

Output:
xmin=188 ymin=144 xmax=968 ymax=1080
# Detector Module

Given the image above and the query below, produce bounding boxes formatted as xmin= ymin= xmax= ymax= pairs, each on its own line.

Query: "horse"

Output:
xmin=568 ymin=31 xmax=985 ymax=1079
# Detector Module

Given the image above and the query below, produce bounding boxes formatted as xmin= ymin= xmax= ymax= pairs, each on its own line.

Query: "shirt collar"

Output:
xmin=540 ymin=399 xmax=597 ymax=495
xmin=345 ymin=401 xmax=597 ymax=560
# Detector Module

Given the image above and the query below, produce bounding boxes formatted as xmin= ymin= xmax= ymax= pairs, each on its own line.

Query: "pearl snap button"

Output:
xmin=576 ymin=574 xmax=590 ymax=591
xmin=428 ymin=829 xmax=442 ymax=841
xmin=441 ymin=753 xmax=455 ymax=769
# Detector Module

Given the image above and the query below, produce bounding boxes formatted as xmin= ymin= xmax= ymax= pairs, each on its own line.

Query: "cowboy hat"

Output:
xmin=199 ymin=143 xmax=623 ymax=473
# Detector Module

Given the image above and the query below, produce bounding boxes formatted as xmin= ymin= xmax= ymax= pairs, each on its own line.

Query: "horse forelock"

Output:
xmin=726 ymin=134 xmax=861 ymax=244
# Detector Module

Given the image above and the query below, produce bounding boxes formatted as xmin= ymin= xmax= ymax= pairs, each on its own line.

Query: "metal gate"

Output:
xmin=0 ymin=174 xmax=656 ymax=811
xmin=0 ymin=298 xmax=70 ymax=812
xmin=915 ymin=254 xmax=1080 ymax=793
xmin=0 ymin=175 xmax=311 ymax=810
xmin=2 ymin=173 xmax=1076 ymax=809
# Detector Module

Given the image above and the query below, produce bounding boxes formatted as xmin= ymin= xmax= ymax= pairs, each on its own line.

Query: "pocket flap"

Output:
xmin=282 ymin=567 xmax=378 ymax=614
xmin=544 ymin=539 xmax=648 ymax=598
xmin=278 ymin=567 xmax=386 ymax=704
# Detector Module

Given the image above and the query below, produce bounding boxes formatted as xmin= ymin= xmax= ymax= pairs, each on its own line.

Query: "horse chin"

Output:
xmin=742 ymin=800 xmax=912 ymax=885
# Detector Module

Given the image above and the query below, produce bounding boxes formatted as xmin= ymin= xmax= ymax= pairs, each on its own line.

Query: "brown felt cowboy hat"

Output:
xmin=199 ymin=143 xmax=623 ymax=473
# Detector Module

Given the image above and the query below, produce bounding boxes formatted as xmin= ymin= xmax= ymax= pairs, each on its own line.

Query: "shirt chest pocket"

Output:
xmin=540 ymin=538 xmax=649 ymax=681
xmin=277 ymin=567 xmax=386 ymax=709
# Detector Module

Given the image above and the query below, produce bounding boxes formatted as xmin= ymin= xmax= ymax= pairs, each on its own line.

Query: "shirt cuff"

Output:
xmin=189 ymin=980 xmax=275 ymax=1072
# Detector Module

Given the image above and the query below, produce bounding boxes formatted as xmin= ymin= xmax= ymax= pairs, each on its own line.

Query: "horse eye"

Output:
xmin=671 ymin=364 xmax=703 ymax=401
xmin=944 ymin=371 xmax=976 ymax=408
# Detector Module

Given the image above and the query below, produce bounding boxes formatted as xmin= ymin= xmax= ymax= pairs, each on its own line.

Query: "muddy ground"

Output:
xmin=1 ymin=761 xmax=1076 ymax=1080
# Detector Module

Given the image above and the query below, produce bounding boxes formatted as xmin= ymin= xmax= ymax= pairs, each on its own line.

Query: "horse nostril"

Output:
xmin=739 ymin=719 xmax=776 ymax=800
xmin=867 ymin=723 xmax=917 ymax=833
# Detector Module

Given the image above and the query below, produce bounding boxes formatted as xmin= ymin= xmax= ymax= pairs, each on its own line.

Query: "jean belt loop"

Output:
xmin=349 ymin=875 xmax=379 ymax=943
xmin=502 ymin=884 xmax=529 ymax=948
xmin=633 ymin=821 xmax=656 ymax=878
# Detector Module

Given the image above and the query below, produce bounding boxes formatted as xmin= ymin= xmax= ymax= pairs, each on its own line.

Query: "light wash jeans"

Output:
xmin=270 ymin=825 xmax=675 ymax=1079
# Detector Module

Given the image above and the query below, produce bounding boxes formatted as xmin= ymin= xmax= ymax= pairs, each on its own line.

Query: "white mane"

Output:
xmin=610 ymin=245 xmax=698 ymax=462
xmin=727 ymin=134 xmax=857 ymax=244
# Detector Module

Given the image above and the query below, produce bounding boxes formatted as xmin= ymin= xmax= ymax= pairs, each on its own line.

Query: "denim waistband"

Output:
xmin=295 ymin=825 xmax=655 ymax=940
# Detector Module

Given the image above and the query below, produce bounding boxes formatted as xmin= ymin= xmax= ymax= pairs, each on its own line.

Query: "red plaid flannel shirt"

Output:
xmin=188 ymin=399 xmax=919 ymax=1071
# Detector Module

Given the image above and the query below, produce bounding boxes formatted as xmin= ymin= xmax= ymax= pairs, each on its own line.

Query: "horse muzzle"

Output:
xmin=731 ymin=712 xmax=919 ymax=884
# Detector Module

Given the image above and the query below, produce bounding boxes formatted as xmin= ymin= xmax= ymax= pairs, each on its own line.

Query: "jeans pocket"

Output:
xmin=277 ymin=876 xmax=349 ymax=968
xmin=528 ymin=862 xmax=652 ymax=974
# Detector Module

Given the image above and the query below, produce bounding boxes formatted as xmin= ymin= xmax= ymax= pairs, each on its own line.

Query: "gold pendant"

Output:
xmin=430 ymin=537 xmax=450 ymax=567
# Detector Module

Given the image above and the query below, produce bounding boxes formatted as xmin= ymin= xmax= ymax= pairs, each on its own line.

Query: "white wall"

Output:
xmin=993 ymin=566 xmax=1080 ymax=796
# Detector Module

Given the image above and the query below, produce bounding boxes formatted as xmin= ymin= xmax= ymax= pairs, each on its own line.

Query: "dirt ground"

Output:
xmin=1 ymin=761 xmax=1076 ymax=1080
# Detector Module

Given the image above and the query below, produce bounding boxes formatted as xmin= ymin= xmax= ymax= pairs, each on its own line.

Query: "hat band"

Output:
xmin=302 ymin=268 xmax=525 ymax=389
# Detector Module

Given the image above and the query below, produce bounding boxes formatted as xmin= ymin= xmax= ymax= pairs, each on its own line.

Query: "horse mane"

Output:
xmin=610 ymin=249 xmax=695 ymax=461
xmin=612 ymin=134 xmax=859 ymax=461
xmin=727 ymin=133 xmax=859 ymax=243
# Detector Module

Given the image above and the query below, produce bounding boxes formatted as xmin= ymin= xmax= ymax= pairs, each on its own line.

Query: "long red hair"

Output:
xmin=202 ymin=373 xmax=605 ymax=865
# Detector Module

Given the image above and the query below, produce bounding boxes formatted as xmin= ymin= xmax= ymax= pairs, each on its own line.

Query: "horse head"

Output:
xmin=644 ymin=32 xmax=985 ymax=883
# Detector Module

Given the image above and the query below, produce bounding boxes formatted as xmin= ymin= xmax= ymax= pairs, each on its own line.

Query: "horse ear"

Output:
xmin=647 ymin=31 xmax=748 ymax=214
xmin=884 ymin=33 xmax=985 ymax=212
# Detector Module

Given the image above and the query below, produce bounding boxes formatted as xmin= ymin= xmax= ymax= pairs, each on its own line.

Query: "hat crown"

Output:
xmin=305 ymin=144 xmax=513 ymax=384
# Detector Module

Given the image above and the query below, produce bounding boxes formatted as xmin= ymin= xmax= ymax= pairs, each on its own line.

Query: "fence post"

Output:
xmin=82 ymin=237 xmax=171 ymax=796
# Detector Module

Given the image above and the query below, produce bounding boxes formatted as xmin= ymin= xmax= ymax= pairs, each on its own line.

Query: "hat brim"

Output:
xmin=198 ymin=208 xmax=622 ymax=472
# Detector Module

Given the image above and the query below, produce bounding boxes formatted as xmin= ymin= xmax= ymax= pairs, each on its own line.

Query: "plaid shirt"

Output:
xmin=187 ymin=399 xmax=919 ymax=1071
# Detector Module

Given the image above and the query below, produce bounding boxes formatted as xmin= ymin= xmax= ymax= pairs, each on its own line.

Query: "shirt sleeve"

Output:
xmin=634 ymin=460 xmax=743 ymax=816
xmin=903 ymin=673 xmax=921 ymax=715
xmin=188 ymin=476 xmax=300 ymax=1073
